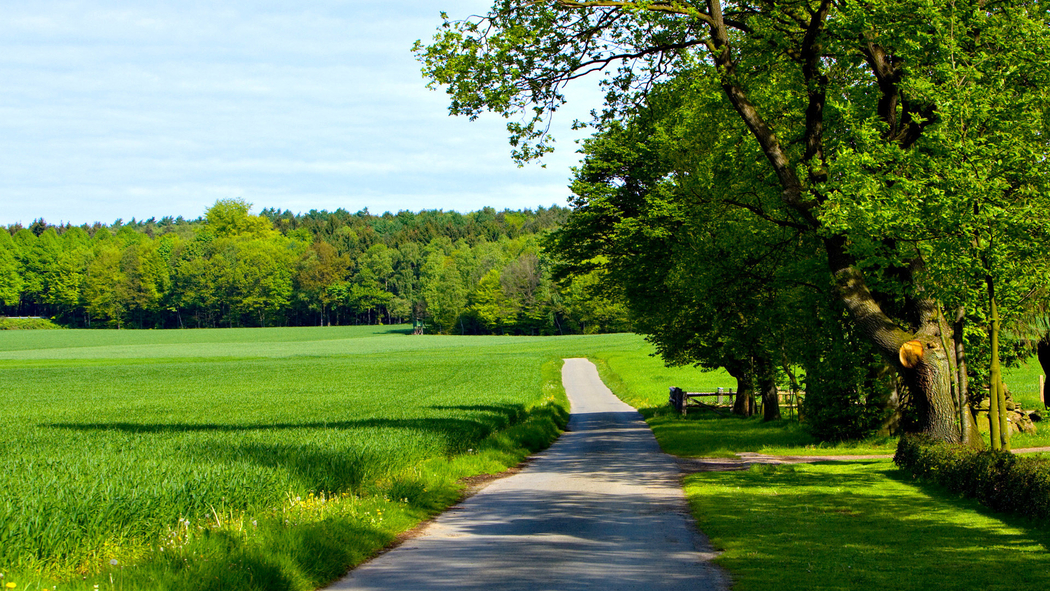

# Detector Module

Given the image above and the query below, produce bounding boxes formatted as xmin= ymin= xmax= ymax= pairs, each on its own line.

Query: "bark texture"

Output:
xmin=728 ymin=365 xmax=755 ymax=416
xmin=757 ymin=359 xmax=781 ymax=421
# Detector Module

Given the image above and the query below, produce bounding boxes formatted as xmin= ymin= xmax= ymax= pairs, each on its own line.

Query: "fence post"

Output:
xmin=669 ymin=387 xmax=686 ymax=415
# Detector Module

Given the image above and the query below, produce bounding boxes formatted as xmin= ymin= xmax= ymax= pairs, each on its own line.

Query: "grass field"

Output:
xmin=0 ymin=326 xmax=651 ymax=590
xmin=5 ymin=326 xmax=1048 ymax=591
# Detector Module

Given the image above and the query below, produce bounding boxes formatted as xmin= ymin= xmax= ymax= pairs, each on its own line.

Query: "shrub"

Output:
xmin=802 ymin=339 xmax=894 ymax=441
xmin=798 ymin=306 xmax=897 ymax=442
xmin=0 ymin=317 xmax=62 ymax=330
xmin=894 ymin=435 xmax=1050 ymax=520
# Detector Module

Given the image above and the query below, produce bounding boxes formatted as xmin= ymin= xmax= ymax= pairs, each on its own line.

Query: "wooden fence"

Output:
xmin=669 ymin=386 xmax=803 ymax=418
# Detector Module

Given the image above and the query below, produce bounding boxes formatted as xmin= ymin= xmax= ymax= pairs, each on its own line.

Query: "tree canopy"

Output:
xmin=417 ymin=0 xmax=1050 ymax=443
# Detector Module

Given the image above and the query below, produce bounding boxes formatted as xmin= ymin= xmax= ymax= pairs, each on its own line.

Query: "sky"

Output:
xmin=0 ymin=1 xmax=603 ymax=226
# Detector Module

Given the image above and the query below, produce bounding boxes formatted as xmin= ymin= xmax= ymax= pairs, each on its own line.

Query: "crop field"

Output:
xmin=0 ymin=326 xmax=651 ymax=590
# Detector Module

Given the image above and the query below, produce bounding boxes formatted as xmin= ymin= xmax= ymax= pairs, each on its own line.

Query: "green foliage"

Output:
xmin=0 ymin=231 xmax=22 ymax=306
xmin=895 ymin=435 xmax=1050 ymax=521
xmin=205 ymin=198 xmax=277 ymax=239
xmin=800 ymin=309 xmax=897 ymax=441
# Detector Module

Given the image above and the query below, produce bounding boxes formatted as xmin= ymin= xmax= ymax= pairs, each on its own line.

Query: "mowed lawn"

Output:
xmin=0 ymin=326 xmax=646 ymax=590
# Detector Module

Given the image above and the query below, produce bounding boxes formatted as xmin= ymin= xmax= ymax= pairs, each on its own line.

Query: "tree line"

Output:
xmin=0 ymin=200 xmax=630 ymax=334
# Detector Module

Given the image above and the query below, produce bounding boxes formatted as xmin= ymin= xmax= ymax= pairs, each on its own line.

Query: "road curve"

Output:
xmin=327 ymin=357 xmax=728 ymax=591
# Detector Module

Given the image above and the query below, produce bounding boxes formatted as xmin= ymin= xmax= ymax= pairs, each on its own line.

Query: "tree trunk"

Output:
xmin=874 ymin=376 xmax=901 ymax=437
xmin=1038 ymin=335 xmax=1050 ymax=407
xmin=902 ymin=340 xmax=963 ymax=442
xmin=727 ymin=363 xmax=755 ymax=416
xmin=757 ymin=360 xmax=781 ymax=421
xmin=952 ymin=309 xmax=983 ymax=448
xmin=826 ymin=240 xmax=969 ymax=443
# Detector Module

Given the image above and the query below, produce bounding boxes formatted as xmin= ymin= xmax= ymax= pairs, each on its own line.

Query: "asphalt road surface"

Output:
xmin=328 ymin=357 xmax=728 ymax=591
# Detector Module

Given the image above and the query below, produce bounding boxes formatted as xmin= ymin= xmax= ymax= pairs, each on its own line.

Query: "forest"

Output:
xmin=0 ymin=199 xmax=629 ymax=334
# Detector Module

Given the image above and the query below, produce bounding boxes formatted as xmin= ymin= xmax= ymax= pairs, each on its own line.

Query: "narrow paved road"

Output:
xmin=328 ymin=358 xmax=727 ymax=591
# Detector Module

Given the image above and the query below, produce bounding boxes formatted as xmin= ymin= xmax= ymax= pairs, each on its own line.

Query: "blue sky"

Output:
xmin=0 ymin=1 xmax=600 ymax=226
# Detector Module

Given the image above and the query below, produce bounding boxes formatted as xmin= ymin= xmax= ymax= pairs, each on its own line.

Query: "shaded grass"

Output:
xmin=0 ymin=326 xmax=638 ymax=590
xmin=685 ymin=461 xmax=1050 ymax=591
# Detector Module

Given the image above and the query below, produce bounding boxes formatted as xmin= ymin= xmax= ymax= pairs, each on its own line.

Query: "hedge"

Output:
xmin=894 ymin=435 xmax=1050 ymax=521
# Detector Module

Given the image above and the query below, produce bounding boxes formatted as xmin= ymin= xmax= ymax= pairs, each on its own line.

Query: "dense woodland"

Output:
xmin=0 ymin=200 xmax=630 ymax=334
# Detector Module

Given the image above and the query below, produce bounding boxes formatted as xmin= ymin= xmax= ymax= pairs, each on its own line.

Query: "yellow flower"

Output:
xmin=5 ymin=582 xmax=17 ymax=588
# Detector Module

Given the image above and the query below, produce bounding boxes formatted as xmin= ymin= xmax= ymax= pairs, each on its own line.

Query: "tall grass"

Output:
xmin=0 ymin=326 xmax=643 ymax=589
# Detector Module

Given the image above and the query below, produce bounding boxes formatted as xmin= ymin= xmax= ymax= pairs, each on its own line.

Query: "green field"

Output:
xmin=0 ymin=326 xmax=654 ymax=590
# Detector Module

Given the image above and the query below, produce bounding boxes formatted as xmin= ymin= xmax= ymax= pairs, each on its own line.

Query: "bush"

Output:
xmin=0 ymin=317 xmax=62 ymax=330
xmin=894 ymin=435 xmax=1050 ymax=520
xmin=796 ymin=304 xmax=898 ymax=442
xmin=801 ymin=336 xmax=894 ymax=441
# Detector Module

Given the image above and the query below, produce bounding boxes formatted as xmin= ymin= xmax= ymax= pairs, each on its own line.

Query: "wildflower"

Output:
xmin=4 ymin=583 xmax=15 ymax=589
xmin=110 ymin=559 xmax=119 ymax=566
